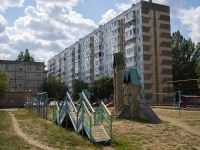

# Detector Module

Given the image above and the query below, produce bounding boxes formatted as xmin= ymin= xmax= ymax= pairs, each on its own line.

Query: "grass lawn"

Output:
xmin=0 ymin=111 xmax=40 ymax=150
xmin=2 ymin=107 xmax=200 ymax=150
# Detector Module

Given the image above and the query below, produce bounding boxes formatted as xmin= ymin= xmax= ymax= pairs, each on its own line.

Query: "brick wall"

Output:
xmin=0 ymin=91 xmax=32 ymax=108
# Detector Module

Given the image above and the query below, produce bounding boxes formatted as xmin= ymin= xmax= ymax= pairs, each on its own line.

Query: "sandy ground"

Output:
xmin=158 ymin=115 xmax=200 ymax=136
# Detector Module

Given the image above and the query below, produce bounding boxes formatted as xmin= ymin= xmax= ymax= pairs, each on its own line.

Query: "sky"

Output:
xmin=0 ymin=0 xmax=200 ymax=65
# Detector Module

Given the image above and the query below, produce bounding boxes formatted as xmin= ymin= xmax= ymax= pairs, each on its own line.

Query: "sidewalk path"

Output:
xmin=10 ymin=111 xmax=58 ymax=150
xmin=158 ymin=115 xmax=200 ymax=136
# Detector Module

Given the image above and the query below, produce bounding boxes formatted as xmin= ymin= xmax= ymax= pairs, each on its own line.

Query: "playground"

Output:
xmin=0 ymin=107 xmax=200 ymax=149
xmin=1 ymin=52 xmax=200 ymax=149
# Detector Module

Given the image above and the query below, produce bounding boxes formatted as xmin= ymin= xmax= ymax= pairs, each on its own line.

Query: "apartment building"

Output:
xmin=48 ymin=0 xmax=172 ymax=104
xmin=0 ymin=60 xmax=47 ymax=96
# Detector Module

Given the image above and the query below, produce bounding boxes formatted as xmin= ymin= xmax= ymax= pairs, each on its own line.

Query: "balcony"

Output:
xmin=110 ymin=24 xmax=120 ymax=31
xmin=125 ymin=24 xmax=136 ymax=32
xmin=126 ymin=52 xmax=137 ymax=58
xmin=125 ymin=34 xmax=136 ymax=41
xmin=125 ymin=43 xmax=136 ymax=49
xmin=125 ymin=16 xmax=136 ymax=23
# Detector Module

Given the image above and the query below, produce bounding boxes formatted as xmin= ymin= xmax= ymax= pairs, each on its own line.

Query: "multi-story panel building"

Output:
xmin=0 ymin=60 xmax=47 ymax=96
xmin=48 ymin=0 xmax=172 ymax=104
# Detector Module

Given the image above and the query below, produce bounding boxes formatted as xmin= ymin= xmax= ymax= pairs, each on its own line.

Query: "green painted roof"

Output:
xmin=123 ymin=69 xmax=140 ymax=85
xmin=113 ymin=53 xmax=125 ymax=68
xmin=81 ymin=89 xmax=91 ymax=99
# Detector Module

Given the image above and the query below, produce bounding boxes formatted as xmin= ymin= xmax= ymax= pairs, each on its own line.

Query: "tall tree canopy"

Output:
xmin=90 ymin=76 xmax=113 ymax=101
xmin=16 ymin=49 xmax=35 ymax=62
xmin=0 ymin=68 xmax=9 ymax=99
xmin=40 ymin=75 xmax=68 ymax=100
xmin=72 ymin=79 xmax=88 ymax=100
xmin=172 ymin=31 xmax=200 ymax=94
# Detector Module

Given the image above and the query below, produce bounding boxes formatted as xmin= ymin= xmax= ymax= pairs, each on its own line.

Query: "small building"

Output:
xmin=0 ymin=91 xmax=32 ymax=108
xmin=113 ymin=53 xmax=161 ymax=123
xmin=181 ymin=95 xmax=200 ymax=108
xmin=0 ymin=60 xmax=47 ymax=96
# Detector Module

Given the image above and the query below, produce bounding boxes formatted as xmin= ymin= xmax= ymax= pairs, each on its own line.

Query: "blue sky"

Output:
xmin=0 ymin=0 xmax=200 ymax=64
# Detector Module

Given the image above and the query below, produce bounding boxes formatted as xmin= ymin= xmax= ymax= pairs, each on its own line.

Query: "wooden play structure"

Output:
xmin=53 ymin=92 xmax=112 ymax=142
xmin=25 ymin=91 xmax=112 ymax=143
xmin=113 ymin=53 xmax=161 ymax=124
xmin=25 ymin=92 xmax=49 ymax=120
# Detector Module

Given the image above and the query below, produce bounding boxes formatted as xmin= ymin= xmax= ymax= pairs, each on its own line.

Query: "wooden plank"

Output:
xmin=91 ymin=125 xmax=110 ymax=142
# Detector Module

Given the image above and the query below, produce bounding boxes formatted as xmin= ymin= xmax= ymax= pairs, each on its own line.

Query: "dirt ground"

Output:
xmin=2 ymin=108 xmax=200 ymax=150
xmin=158 ymin=115 xmax=200 ymax=136
xmin=11 ymin=112 xmax=58 ymax=150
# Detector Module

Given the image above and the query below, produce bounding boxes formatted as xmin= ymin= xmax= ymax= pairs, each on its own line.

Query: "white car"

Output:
xmin=49 ymin=101 xmax=57 ymax=107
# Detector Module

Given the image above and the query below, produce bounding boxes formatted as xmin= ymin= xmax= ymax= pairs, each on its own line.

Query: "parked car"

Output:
xmin=106 ymin=101 xmax=114 ymax=107
xmin=91 ymin=102 xmax=100 ymax=107
xmin=49 ymin=101 xmax=57 ymax=108
xmin=24 ymin=101 xmax=44 ymax=108
xmin=59 ymin=101 xmax=63 ymax=107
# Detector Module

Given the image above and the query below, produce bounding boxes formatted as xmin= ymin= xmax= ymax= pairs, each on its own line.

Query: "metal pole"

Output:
xmin=46 ymin=93 xmax=48 ymax=120
xmin=37 ymin=94 xmax=39 ymax=116
xmin=173 ymin=92 xmax=176 ymax=110
xmin=178 ymin=84 xmax=181 ymax=116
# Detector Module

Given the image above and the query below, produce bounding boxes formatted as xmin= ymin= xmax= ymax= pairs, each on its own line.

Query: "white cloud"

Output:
xmin=0 ymin=0 xmax=98 ymax=64
xmin=0 ymin=53 xmax=11 ymax=60
xmin=178 ymin=7 xmax=200 ymax=43
xmin=0 ymin=15 xmax=7 ymax=33
xmin=116 ymin=3 xmax=132 ymax=12
xmin=0 ymin=0 xmax=25 ymax=11
xmin=99 ymin=9 xmax=117 ymax=25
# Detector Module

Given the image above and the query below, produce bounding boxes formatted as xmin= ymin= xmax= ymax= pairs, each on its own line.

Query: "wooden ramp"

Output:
xmin=139 ymin=104 xmax=162 ymax=124
xmin=91 ymin=125 xmax=110 ymax=142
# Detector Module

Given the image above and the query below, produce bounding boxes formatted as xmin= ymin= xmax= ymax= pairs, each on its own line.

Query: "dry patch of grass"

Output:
xmin=12 ymin=108 xmax=200 ymax=150
xmin=152 ymin=108 xmax=200 ymax=119
xmin=112 ymin=117 xmax=200 ymax=150
xmin=13 ymin=109 xmax=100 ymax=150
xmin=0 ymin=111 xmax=40 ymax=150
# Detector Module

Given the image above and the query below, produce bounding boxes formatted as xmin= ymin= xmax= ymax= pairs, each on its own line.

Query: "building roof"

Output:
xmin=123 ymin=69 xmax=139 ymax=85
xmin=113 ymin=53 xmax=125 ymax=68
xmin=181 ymin=95 xmax=200 ymax=98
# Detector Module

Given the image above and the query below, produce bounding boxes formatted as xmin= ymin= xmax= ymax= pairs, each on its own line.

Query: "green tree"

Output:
xmin=172 ymin=31 xmax=200 ymax=94
xmin=90 ymin=76 xmax=113 ymax=101
xmin=0 ymin=68 xmax=9 ymax=99
xmin=40 ymin=75 xmax=68 ymax=100
xmin=72 ymin=79 xmax=88 ymax=100
xmin=16 ymin=49 xmax=35 ymax=62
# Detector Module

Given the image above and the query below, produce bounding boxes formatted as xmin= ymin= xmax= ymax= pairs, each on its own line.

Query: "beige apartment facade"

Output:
xmin=0 ymin=60 xmax=47 ymax=96
xmin=48 ymin=0 xmax=173 ymax=104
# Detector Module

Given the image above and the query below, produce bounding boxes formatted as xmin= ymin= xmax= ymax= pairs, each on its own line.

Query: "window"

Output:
xmin=137 ymin=10 xmax=140 ymax=17
xmin=126 ymin=47 xmax=134 ymax=54
xmin=137 ymin=19 xmax=140 ymax=25
xmin=27 ymin=74 xmax=32 ymax=78
xmin=126 ymin=11 xmax=133 ymax=19
xmin=137 ymin=28 xmax=141 ymax=34
xmin=36 ymin=81 xmax=41 ymax=85
xmin=36 ymin=65 xmax=41 ymax=70
xmin=138 ymin=47 xmax=141 ymax=52
xmin=139 ymin=65 xmax=142 ymax=70
xmin=138 ymin=56 xmax=141 ymax=61
xmin=137 ymin=38 xmax=141 ymax=43
xmin=9 ymin=65 xmax=13 ymax=70
xmin=27 ymin=81 xmax=32 ymax=85
xmin=9 ymin=73 xmax=14 ymax=78
xmin=28 ymin=65 xmax=32 ymax=70
xmin=36 ymin=74 xmax=41 ymax=78
xmin=0 ymin=64 xmax=5 ymax=68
